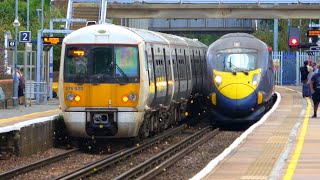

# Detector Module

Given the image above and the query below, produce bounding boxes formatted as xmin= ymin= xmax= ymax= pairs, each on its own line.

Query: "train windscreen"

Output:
xmin=64 ymin=45 xmax=139 ymax=84
xmin=215 ymin=48 xmax=258 ymax=73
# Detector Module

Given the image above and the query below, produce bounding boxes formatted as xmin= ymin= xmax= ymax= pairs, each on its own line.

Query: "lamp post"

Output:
xmin=13 ymin=0 xmax=20 ymax=107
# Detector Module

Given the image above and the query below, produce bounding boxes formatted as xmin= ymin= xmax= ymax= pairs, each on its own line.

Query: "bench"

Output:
xmin=0 ymin=87 xmax=15 ymax=109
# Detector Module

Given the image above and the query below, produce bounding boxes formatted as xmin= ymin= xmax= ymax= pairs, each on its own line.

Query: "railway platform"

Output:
xmin=192 ymin=85 xmax=320 ymax=180
xmin=0 ymin=99 xmax=61 ymax=157
xmin=0 ymin=99 xmax=61 ymax=131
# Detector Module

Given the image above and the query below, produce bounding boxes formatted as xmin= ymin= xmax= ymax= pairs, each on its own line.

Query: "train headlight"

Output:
xmin=66 ymin=93 xmax=75 ymax=101
xmin=128 ymin=93 xmax=137 ymax=101
xmin=122 ymin=96 xmax=129 ymax=103
xmin=252 ymin=74 xmax=261 ymax=86
xmin=214 ymin=75 xmax=222 ymax=86
xmin=75 ymin=95 xmax=81 ymax=102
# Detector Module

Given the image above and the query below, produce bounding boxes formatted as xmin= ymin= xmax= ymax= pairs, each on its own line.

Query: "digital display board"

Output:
xmin=307 ymin=30 xmax=320 ymax=37
xmin=42 ymin=37 xmax=63 ymax=45
xmin=68 ymin=49 xmax=86 ymax=57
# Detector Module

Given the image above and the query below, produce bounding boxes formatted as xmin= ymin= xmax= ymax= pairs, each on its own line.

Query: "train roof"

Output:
xmin=220 ymin=33 xmax=255 ymax=39
xmin=63 ymin=23 xmax=143 ymax=45
xmin=63 ymin=23 xmax=207 ymax=49
xmin=208 ymin=33 xmax=267 ymax=51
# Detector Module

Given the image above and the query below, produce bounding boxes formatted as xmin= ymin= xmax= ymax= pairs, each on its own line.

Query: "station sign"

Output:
xmin=19 ymin=31 xmax=31 ymax=43
xmin=8 ymin=40 xmax=16 ymax=48
xmin=307 ymin=30 xmax=320 ymax=37
xmin=310 ymin=46 xmax=320 ymax=51
xmin=42 ymin=37 xmax=63 ymax=45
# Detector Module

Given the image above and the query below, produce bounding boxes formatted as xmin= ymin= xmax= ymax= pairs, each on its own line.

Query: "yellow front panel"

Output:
xmin=63 ymin=83 xmax=140 ymax=107
xmin=213 ymin=68 xmax=261 ymax=99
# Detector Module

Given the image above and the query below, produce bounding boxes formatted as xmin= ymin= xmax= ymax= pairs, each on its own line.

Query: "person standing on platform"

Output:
xmin=310 ymin=65 xmax=320 ymax=118
xmin=307 ymin=66 xmax=315 ymax=85
xmin=17 ymin=67 xmax=25 ymax=105
xmin=315 ymin=59 xmax=320 ymax=73
xmin=300 ymin=61 xmax=309 ymax=84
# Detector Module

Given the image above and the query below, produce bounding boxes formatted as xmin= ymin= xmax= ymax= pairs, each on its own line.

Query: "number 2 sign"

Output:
xmin=19 ymin=31 xmax=31 ymax=43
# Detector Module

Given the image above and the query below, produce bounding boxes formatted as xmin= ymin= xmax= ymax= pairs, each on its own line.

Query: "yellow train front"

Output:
xmin=58 ymin=23 xmax=208 ymax=139
xmin=205 ymin=33 xmax=275 ymax=122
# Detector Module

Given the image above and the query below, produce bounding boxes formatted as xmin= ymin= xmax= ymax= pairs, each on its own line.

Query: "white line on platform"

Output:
xmin=0 ymin=115 xmax=60 ymax=134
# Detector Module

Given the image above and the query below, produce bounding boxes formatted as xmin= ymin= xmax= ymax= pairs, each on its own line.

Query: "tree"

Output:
xmin=0 ymin=0 xmax=66 ymax=71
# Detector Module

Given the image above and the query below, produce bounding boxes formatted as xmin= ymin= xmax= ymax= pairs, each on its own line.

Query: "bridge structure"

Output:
xmin=62 ymin=0 xmax=320 ymax=31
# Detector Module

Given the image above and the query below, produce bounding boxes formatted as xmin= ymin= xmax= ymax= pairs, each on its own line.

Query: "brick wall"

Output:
xmin=0 ymin=79 xmax=13 ymax=98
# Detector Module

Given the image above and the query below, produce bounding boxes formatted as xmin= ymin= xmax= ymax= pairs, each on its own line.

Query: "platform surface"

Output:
xmin=0 ymin=99 xmax=61 ymax=131
xmin=193 ymin=85 xmax=320 ymax=180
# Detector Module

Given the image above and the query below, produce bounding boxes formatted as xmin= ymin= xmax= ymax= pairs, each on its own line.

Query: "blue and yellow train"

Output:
xmin=204 ymin=33 xmax=275 ymax=122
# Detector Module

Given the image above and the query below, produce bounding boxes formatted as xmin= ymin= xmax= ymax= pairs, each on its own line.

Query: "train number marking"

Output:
xmin=65 ymin=86 xmax=83 ymax=90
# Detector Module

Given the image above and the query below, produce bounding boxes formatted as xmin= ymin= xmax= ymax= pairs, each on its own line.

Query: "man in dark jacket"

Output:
xmin=300 ymin=61 xmax=309 ymax=84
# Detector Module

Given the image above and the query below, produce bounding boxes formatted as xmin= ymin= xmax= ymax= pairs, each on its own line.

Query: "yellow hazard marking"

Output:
xmin=283 ymin=97 xmax=311 ymax=180
xmin=0 ymin=109 xmax=61 ymax=123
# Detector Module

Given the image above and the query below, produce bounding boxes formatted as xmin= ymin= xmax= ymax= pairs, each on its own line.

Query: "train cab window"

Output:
xmin=92 ymin=47 xmax=113 ymax=75
xmin=115 ymin=46 xmax=139 ymax=78
xmin=215 ymin=49 xmax=257 ymax=73
xmin=64 ymin=45 xmax=138 ymax=83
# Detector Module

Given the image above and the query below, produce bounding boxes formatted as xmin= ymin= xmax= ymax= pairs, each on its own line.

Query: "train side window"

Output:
xmin=115 ymin=46 xmax=139 ymax=78
xmin=145 ymin=50 xmax=148 ymax=71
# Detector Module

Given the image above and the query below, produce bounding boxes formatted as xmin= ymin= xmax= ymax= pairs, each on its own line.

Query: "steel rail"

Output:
xmin=0 ymin=148 xmax=78 ymax=180
xmin=138 ymin=128 xmax=220 ymax=180
xmin=114 ymin=126 xmax=215 ymax=180
xmin=55 ymin=124 xmax=186 ymax=180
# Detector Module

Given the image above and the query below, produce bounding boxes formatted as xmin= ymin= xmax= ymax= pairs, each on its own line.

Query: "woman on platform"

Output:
xmin=17 ymin=67 xmax=25 ymax=105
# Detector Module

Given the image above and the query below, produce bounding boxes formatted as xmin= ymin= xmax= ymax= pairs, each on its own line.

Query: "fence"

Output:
xmin=273 ymin=51 xmax=320 ymax=86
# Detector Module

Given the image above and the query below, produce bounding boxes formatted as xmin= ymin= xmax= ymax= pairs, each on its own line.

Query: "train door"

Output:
xmin=191 ymin=49 xmax=197 ymax=92
xmin=197 ymin=50 xmax=203 ymax=91
xmin=200 ymin=49 xmax=207 ymax=93
xmin=171 ymin=47 xmax=180 ymax=101
xmin=153 ymin=45 xmax=167 ymax=106
xmin=177 ymin=48 xmax=187 ymax=100
xmin=148 ymin=45 xmax=157 ymax=107
xmin=163 ymin=46 xmax=173 ymax=106
xmin=184 ymin=49 xmax=192 ymax=98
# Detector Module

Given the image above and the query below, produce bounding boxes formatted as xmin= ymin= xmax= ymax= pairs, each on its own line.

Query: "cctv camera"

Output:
xmin=13 ymin=19 xmax=20 ymax=27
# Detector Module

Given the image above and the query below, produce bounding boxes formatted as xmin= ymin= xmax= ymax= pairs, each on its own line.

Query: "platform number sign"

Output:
xmin=19 ymin=31 xmax=31 ymax=43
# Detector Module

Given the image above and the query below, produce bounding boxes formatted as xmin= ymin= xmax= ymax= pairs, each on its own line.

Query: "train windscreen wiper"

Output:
xmin=229 ymin=61 xmax=249 ymax=75
xmin=115 ymin=64 xmax=129 ymax=84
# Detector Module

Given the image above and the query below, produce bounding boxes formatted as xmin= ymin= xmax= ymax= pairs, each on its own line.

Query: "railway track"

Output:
xmin=55 ymin=124 xmax=219 ymax=180
xmin=115 ymin=127 xmax=220 ymax=180
xmin=0 ymin=148 xmax=78 ymax=180
xmin=0 ymin=113 xmax=210 ymax=180
xmin=55 ymin=124 xmax=187 ymax=180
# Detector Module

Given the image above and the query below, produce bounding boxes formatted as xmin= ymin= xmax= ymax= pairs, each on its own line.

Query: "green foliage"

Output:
xmin=254 ymin=19 xmax=320 ymax=51
xmin=0 ymin=0 xmax=66 ymax=72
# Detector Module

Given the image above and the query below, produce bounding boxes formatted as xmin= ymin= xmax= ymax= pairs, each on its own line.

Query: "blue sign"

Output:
xmin=19 ymin=31 xmax=31 ymax=43
xmin=310 ymin=46 xmax=320 ymax=51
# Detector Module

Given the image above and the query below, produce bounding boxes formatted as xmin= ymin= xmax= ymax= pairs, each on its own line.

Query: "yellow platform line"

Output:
xmin=0 ymin=109 xmax=61 ymax=124
xmin=283 ymin=97 xmax=311 ymax=180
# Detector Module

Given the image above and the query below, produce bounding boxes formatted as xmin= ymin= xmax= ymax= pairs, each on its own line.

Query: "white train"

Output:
xmin=58 ymin=23 xmax=207 ymax=140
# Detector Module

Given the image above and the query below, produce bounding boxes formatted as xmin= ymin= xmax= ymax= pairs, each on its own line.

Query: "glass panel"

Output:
xmin=64 ymin=45 xmax=139 ymax=83
xmin=215 ymin=48 xmax=257 ymax=72
xmin=115 ymin=47 xmax=138 ymax=77
xmin=92 ymin=47 xmax=113 ymax=75
xmin=65 ymin=48 xmax=88 ymax=75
